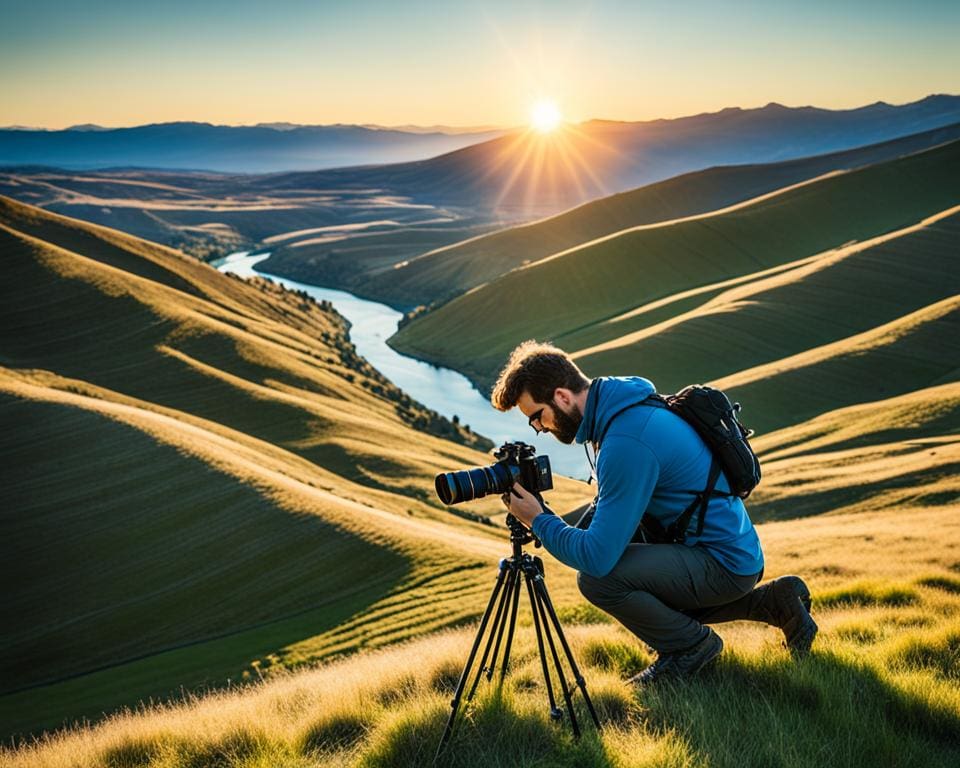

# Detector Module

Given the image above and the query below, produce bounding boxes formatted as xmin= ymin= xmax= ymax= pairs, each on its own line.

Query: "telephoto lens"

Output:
xmin=435 ymin=462 xmax=511 ymax=505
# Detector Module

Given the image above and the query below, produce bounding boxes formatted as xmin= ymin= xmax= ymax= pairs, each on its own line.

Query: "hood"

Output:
xmin=575 ymin=376 xmax=657 ymax=445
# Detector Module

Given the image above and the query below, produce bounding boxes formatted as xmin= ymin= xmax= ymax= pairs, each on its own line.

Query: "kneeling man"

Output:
xmin=493 ymin=341 xmax=817 ymax=684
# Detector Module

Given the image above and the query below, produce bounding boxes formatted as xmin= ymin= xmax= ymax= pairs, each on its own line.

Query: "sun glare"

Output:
xmin=530 ymin=99 xmax=562 ymax=133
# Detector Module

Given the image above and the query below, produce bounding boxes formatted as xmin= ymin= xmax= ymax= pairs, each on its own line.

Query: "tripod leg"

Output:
xmin=523 ymin=565 xmax=561 ymax=718
xmin=467 ymin=564 xmax=515 ymax=700
xmin=498 ymin=559 xmax=524 ymax=682
xmin=535 ymin=575 xmax=601 ymax=730
xmin=531 ymin=576 xmax=581 ymax=736
xmin=436 ymin=563 xmax=509 ymax=759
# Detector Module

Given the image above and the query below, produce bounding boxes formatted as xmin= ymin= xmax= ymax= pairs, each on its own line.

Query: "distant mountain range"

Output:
xmin=256 ymin=95 xmax=960 ymax=215
xmin=2 ymin=96 xmax=958 ymax=185
xmin=0 ymin=121 xmax=507 ymax=173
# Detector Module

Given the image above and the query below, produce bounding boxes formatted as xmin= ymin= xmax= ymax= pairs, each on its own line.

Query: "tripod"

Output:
xmin=435 ymin=515 xmax=600 ymax=760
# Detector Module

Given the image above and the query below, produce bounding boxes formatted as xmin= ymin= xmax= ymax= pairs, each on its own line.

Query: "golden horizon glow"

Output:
xmin=530 ymin=99 xmax=562 ymax=133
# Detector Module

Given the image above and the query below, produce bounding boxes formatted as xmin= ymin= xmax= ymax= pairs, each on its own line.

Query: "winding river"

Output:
xmin=213 ymin=252 xmax=590 ymax=479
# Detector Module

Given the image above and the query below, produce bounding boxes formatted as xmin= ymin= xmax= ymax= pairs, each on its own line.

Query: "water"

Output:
xmin=213 ymin=251 xmax=591 ymax=479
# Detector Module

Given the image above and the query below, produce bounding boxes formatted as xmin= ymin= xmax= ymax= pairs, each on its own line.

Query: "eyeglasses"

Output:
xmin=528 ymin=407 xmax=546 ymax=434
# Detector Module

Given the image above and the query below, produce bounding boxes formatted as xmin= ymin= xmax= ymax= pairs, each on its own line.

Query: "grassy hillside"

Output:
xmin=746 ymin=383 xmax=960 ymax=521
xmin=4 ymin=493 xmax=958 ymax=767
xmin=4 ymin=189 xmax=959 ymax=765
xmin=0 ymin=169 xmax=459 ymax=262
xmin=256 ymin=217 xmax=501 ymax=306
xmin=0 ymin=197 xmax=592 ymax=738
xmin=566 ymin=206 xmax=960 ymax=431
xmin=349 ymin=122 xmax=960 ymax=308
xmin=390 ymin=138 xmax=960 ymax=396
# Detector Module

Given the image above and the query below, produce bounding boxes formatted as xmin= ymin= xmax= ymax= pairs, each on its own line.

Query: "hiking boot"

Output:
xmin=629 ymin=628 xmax=723 ymax=686
xmin=772 ymin=576 xmax=817 ymax=656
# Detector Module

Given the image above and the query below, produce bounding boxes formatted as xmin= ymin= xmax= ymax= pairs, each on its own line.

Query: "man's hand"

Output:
xmin=501 ymin=482 xmax=544 ymax=528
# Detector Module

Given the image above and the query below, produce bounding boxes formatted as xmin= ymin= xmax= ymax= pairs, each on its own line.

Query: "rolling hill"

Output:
xmin=390 ymin=136 xmax=960 ymax=415
xmin=5 ymin=467 xmax=958 ymax=767
xmin=4 ymin=157 xmax=960 ymax=764
xmin=261 ymin=121 xmax=960 ymax=308
xmin=0 ymin=196 xmax=592 ymax=738
xmin=252 ymin=95 xmax=960 ymax=217
xmin=0 ymin=167 xmax=471 ymax=262
xmin=746 ymin=382 xmax=960 ymax=521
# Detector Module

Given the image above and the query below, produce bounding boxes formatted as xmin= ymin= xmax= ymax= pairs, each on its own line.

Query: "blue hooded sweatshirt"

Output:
xmin=531 ymin=376 xmax=764 ymax=579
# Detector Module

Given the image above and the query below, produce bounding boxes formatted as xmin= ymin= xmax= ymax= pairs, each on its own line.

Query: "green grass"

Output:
xmin=0 ymin=197 xmax=600 ymax=739
xmin=572 ymin=209 xmax=960 ymax=400
xmin=391 ymin=138 xmax=960 ymax=394
xmin=8 ymin=581 xmax=960 ymax=767
xmin=363 ymin=122 xmax=960 ymax=308
xmin=5 ymin=491 xmax=960 ymax=766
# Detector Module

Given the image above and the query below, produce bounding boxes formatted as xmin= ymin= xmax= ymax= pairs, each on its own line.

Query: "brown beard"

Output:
xmin=550 ymin=399 xmax=583 ymax=444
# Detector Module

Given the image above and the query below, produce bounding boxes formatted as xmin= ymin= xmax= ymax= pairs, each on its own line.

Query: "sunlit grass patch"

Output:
xmin=555 ymin=603 xmax=614 ymax=626
xmin=834 ymin=621 xmax=881 ymax=644
xmin=639 ymin=647 xmax=960 ymax=767
xmin=888 ymin=624 xmax=960 ymax=680
xmin=360 ymin=684 xmax=616 ymax=768
xmin=580 ymin=636 xmax=652 ymax=678
xmin=814 ymin=580 xmax=920 ymax=608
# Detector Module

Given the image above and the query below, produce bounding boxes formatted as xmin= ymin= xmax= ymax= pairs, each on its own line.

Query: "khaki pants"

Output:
xmin=577 ymin=543 xmax=763 ymax=653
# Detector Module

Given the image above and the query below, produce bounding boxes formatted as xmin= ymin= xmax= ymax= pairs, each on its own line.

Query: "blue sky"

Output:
xmin=1 ymin=0 xmax=958 ymax=128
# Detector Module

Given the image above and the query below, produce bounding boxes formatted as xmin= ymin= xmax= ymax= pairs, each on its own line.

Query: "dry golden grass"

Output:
xmin=3 ymin=499 xmax=958 ymax=768
xmin=0 ymin=195 xmax=590 ymax=738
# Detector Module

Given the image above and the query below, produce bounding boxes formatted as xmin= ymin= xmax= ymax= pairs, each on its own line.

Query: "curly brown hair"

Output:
xmin=490 ymin=340 xmax=590 ymax=411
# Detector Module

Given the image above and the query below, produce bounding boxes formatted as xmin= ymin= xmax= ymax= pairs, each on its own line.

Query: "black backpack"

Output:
xmin=593 ymin=384 xmax=761 ymax=544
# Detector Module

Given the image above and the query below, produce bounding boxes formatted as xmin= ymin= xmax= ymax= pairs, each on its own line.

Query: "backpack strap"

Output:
xmin=595 ymin=394 xmax=662 ymax=447
xmin=597 ymin=395 xmax=730 ymax=544
xmin=669 ymin=458 xmax=722 ymax=542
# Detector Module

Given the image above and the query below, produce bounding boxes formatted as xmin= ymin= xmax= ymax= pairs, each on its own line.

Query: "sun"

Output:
xmin=530 ymin=99 xmax=562 ymax=133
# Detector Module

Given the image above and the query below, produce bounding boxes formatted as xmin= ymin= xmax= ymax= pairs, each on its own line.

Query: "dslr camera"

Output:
xmin=435 ymin=441 xmax=553 ymax=505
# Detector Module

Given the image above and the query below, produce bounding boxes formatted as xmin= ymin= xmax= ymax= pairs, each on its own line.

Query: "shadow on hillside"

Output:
xmin=0 ymin=397 xmax=412 ymax=742
xmin=363 ymin=690 xmax=618 ymax=768
xmin=640 ymin=650 xmax=960 ymax=768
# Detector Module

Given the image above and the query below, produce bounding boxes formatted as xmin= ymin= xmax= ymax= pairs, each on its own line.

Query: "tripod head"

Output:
xmin=506 ymin=512 xmax=541 ymax=558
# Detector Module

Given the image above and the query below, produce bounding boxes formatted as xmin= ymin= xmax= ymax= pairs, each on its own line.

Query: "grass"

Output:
xmin=4 ymin=158 xmax=960 ymax=766
xmin=0 ymin=196 xmax=591 ymax=738
xmin=0 ymin=168 xmax=455 ymax=263
xmin=390 ymin=137 xmax=960 ymax=395
xmin=359 ymin=122 xmax=960 ymax=308
xmin=4 ymin=499 xmax=960 ymax=767
xmin=738 ymin=383 xmax=960 ymax=521
xmin=571 ymin=207 xmax=960 ymax=406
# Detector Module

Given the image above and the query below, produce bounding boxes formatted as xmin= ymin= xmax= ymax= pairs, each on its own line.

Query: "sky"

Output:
xmin=2 ymin=0 xmax=958 ymax=129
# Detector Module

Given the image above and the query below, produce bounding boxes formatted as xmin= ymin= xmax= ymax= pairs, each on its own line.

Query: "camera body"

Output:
xmin=494 ymin=441 xmax=553 ymax=497
xmin=435 ymin=441 xmax=553 ymax=505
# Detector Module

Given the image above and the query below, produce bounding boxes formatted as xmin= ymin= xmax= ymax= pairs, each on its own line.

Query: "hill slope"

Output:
xmin=5 ymin=493 xmax=958 ymax=767
xmin=0 ymin=197 xmax=590 ymax=737
xmin=265 ymin=121 xmax=960 ymax=309
xmin=747 ymin=382 xmax=960 ymax=520
xmin=254 ymin=95 xmax=960 ymax=216
xmin=391 ymin=138 xmax=960 ymax=404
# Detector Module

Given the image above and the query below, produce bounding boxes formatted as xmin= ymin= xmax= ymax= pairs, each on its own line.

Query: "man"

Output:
xmin=492 ymin=340 xmax=817 ymax=684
